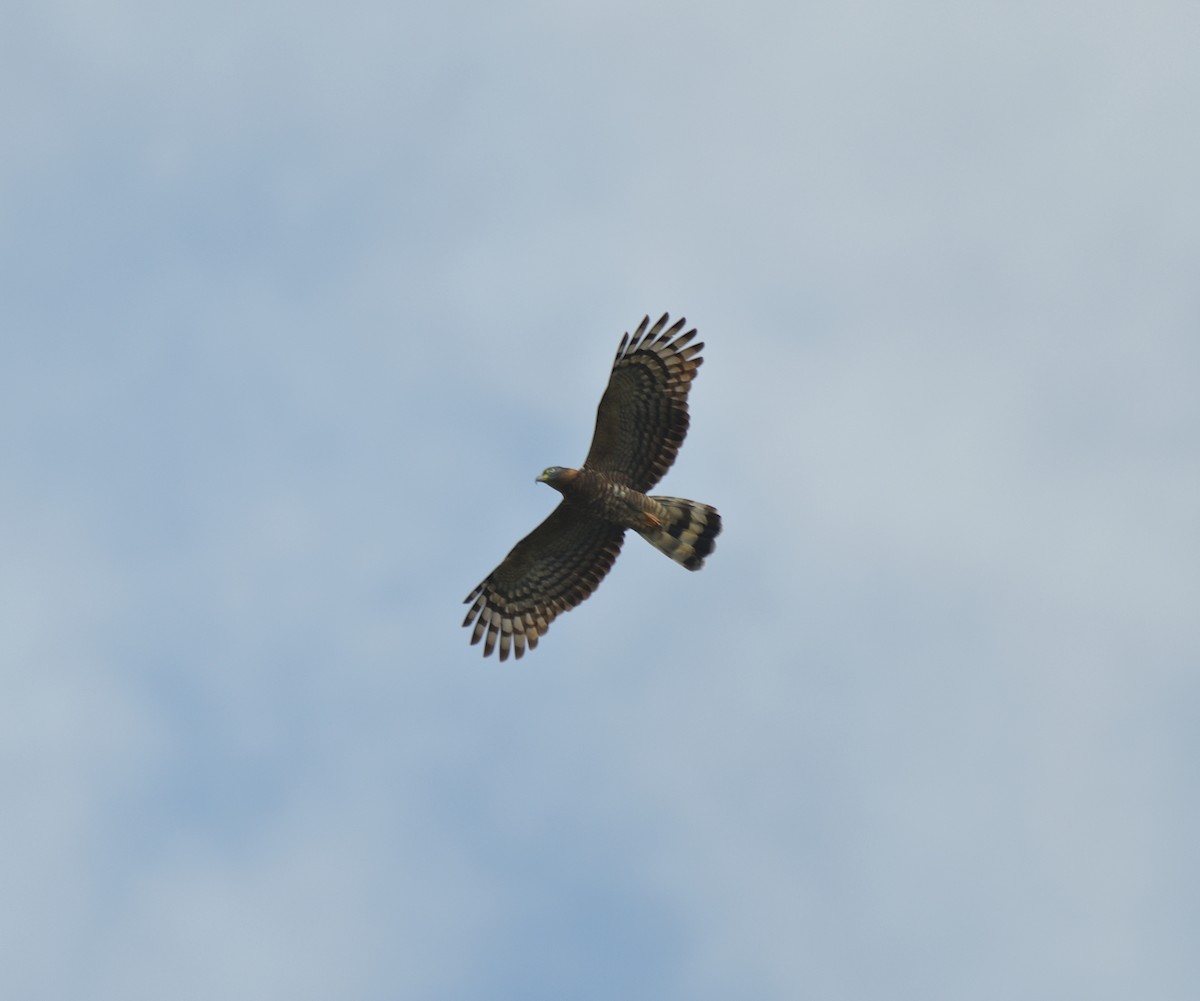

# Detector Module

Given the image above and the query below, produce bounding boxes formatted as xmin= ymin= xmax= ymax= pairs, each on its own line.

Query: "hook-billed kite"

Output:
xmin=463 ymin=314 xmax=721 ymax=661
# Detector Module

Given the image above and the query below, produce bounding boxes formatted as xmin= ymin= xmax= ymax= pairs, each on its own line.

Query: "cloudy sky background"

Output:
xmin=4 ymin=2 xmax=1199 ymax=998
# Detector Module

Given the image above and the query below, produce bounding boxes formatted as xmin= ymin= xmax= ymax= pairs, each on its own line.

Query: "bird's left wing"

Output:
xmin=463 ymin=502 xmax=626 ymax=661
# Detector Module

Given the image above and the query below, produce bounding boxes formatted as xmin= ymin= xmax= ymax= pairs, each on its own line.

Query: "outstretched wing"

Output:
xmin=462 ymin=502 xmax=626 ymax=661
xmin=582 ymin=314 xmax=704 ymax=492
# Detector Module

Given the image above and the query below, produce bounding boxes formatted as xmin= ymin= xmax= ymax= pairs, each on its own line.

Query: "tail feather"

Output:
xmin=639 ymin=496 xmax=721 ymax=570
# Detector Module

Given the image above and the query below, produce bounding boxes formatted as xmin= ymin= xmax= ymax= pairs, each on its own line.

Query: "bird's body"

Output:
xmin=463 ymin=314 xmax=721 ymax=661
xmin=545 ymin=467 xmax=647 ymax=528
xmin=540 ymin=466 xmax=720 ymax=569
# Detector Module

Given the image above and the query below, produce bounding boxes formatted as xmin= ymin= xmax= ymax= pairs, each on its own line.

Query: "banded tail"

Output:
xmin=639 ymin=496 xmax=722 ymax=571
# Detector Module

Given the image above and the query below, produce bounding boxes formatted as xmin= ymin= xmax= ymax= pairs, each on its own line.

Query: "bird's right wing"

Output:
xmin=582 ymin=314 xmax=704 ymax=493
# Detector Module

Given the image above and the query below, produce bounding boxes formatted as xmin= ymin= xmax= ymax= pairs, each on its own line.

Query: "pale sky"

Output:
xmin=3 ymin=2 xmax=1198 ymax=999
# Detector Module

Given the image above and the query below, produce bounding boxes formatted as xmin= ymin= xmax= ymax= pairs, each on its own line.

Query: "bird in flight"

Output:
xmin=463 ymin=313 xmax=721 ymax=661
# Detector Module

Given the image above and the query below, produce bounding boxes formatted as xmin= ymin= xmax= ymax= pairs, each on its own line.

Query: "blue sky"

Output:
xmin=3 ymin=2 xmax=1198 ymax=998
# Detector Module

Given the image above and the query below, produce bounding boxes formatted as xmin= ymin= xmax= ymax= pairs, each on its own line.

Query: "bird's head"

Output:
xmin=536 ymin=466 xmax=579 ymax=489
